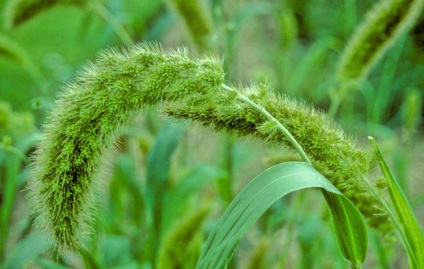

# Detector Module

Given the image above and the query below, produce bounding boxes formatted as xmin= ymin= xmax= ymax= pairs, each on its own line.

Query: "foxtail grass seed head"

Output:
xmin=27 ymin=44 xmax=223 ymax=252
xmin=169 ymin=0 xmax=213 ymax=51
xmin=337 ymin=0 xmax=424 ymax=85
xmin=30 ymin=42 xmax=393 ymax=253
xmin=5 ymin=0 xmax=87 ymax=28
xmin=164 ymin=84 xmax=392 ymax=232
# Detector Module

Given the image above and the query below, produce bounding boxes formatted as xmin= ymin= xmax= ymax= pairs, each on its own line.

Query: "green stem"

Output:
xmin=0 ymin=155 xmax=20 ymax=262
xmin=219 ymin=136 xmax=234 ymax=204
xmin=23 ymin=60 xmax=50 ymax=94
xmin=221 ymin=83 xmax=312 ymax=164
xmin=368 ymin=136 xmax=423 ymax=268
xmin=89 ymin=1 xmax=133 ymax=46
xmin=0 ymin=145 xmax=29 ymax=163
xmin=359 ymin=173 xmax=412 ymax=261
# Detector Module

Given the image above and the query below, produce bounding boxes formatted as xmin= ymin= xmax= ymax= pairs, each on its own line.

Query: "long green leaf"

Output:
xmin=322 ymin=191 xmax=367 ymax=268
xmin=196 ymin=161 xmax=368 ymax=269
xmin=0 ymin=35 xmax=48 ymax=93
xmin=145 ymin=123 xmax=185 ymax=263
xmin=5 ymin=232 xmax=51 ymax=269
xmin=146 ymin=123 xmax=185 ymax=230
xmin=369 ymin=137 xmax=424 ymax=269
xmin=0 ymin=154 xmax=20 ymax=262
xmin=162 ymin=165 xmax=225 ymax=233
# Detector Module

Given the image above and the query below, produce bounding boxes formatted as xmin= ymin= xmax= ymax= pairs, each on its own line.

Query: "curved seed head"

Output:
xmin=164 ymin=84 xmax=392 ymax=232
xmin=337 ymin=0 xmax=424 ymax=85
xmin=27 ymin=43 xmax=224 ymax=252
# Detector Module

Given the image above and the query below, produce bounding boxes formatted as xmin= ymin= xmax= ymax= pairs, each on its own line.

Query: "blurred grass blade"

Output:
xmin=145 ymin=123 xmax=185 ymax=262
xmin=288 ymin=36 xmax=339 ymax=95
xmin=369 ymin=230 xmax=390 ymax=269
xmin=0 ymin=35 xmax=28 ymax=65
xmin=196 ymin=162 xmax=367 ymax=269
xmin=369 ymin=137 xmax=424 ymax=269
xmin=5 ymin=0 xmax=84 ymax=28
xmin=162 ymin=165 xmax=225 ymax=233
xmin=146 ymin=123 xmax=185 ymax=229
xmin=0 ymin=35 xmax=48 ymax=93
xmin=0 ymin=154 xmax=20 ymax=261
xmin=80 ymin=247 xmax=103 ymax=269
xmin=5 ymin=232 xmax=51 ymax=269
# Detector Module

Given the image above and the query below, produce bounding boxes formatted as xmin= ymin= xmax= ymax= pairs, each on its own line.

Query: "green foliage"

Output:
xmin=4 ymin=232 xmax=50 ymax=269
xmin=337 ymin=0 xmax=424 ymax=85
xmin=165 ymin=84 xmax=391 ymax=232
xmin=246 ymin=238 xmax=269 ymax=269
xmin=0 ymin=35 xmax=28 ymax=64
xmin=26 ymin=42 xmax=394 ymax=254
xmin=1 ymin=0 xmax=423 ymax=268
xmin=370 ymin=137 xmax=424 ymax=268
xmin=196 ymin=162 xmax=368 ymax=269
xmin=0 ymin=101 xmax=35 ymax=138
xmin=5 ymin=0 xmax=86 ymax=28
xmin=158 ymin=205 xmax=210 ymax=269
xmin=0 ymin=35 xmax=48 ymax=93
xmin=169 ymin=0 xmax=212 ymax=51
xmin=145 ymin=123 xmax=185 ymax=263
xmin=27 ymin=44 xmax=224 ymax=252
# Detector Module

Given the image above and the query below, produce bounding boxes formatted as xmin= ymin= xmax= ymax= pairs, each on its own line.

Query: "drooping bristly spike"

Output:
xmin=163 ymin=84 xmax=392 ymax=232
xmin=29 ymin=43 xmax=392 ymax=253
xmin=27 ymin=44 xmax=224 ymax=252
xmin=337 ymin=0 xmax=424 ymax=84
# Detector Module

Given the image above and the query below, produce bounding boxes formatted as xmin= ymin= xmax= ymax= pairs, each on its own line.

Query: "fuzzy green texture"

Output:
xmin=337 ymin=0 xmax=424 ymax=83
xmin=28 ymin=44 xmax=224 ymax=251
xmin=5 ymin=0 xmax=87 ymax=28
xmin=170 ymin=0 xmax=212 ymax=51
xmin=30 ymin=43 xmax=391 ymax=253
xmin=163 ymin=85 xmax=392 ymax=232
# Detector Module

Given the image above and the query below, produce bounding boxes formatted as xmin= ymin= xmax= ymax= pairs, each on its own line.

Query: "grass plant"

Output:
xmin=1 ymin=0 xmax=423 ymax=268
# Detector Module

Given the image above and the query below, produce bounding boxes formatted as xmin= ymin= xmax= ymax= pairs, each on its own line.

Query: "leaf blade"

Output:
xmin=196 ymin=161 xmax=368 ymax=269
xmin=369 ymin=137 xmax=424 ymax=269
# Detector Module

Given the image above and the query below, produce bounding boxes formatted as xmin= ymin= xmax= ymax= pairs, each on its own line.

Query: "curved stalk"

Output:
xmin=221 ymin=83 xmax=312 ymax=164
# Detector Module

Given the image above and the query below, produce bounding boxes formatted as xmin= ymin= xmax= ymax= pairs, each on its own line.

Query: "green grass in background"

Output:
xmin=0 ymin=0 xmax=423 ymax=268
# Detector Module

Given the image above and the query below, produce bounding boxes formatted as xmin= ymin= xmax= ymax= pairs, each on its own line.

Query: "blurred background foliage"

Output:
xmin=0 ymin=0 xmax=423 ymax=268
